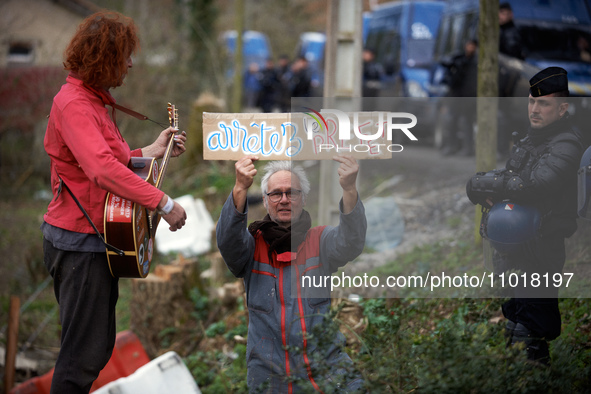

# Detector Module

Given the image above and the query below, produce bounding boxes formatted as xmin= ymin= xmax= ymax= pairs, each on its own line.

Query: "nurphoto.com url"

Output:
xmin=301 ymin=271 xmax=574 ymax=293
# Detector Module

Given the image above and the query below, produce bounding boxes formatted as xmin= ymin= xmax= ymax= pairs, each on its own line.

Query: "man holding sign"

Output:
xmin=216 ymin=155 xmax=366 ymax=392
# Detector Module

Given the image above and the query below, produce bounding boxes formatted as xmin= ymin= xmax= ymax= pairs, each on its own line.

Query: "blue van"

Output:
xmin=508 ymin=0 xmax=591 ymax=96
xmin=432 ymin=0 xmax=591 ymax=97
xmin=221 ymin=30 xmax=272 ymax=78
xmin=428 ymin=0 xmax=591 ymax=152
xmin=364 ymin=0 xmax=446 ymax=98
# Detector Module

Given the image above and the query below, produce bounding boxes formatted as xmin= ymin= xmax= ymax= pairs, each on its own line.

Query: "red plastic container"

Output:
xmin=10 ymin=330 xmax=150 ymax=394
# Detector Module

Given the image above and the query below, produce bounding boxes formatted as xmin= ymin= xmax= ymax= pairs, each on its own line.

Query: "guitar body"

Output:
xmin=104 ymin=157 xmax=161 ymax=278
xmin=104 ymin=102 xmax=177 ymax=278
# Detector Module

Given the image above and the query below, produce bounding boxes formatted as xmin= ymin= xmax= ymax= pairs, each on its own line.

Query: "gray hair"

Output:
xmin=261 ymin=161 xmax=310 ymax=199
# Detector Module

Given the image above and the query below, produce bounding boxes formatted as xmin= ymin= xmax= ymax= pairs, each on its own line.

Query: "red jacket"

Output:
xmin=43 ymin=75 xmax=164 ymax=234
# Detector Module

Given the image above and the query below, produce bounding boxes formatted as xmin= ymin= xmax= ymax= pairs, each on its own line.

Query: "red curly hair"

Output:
xmin=64 ymin=11 xmax=139 ymax=88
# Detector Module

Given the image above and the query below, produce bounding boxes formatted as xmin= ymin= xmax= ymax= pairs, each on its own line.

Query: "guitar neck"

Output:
xmin=155 ymin=103 xmax=178 ymax=189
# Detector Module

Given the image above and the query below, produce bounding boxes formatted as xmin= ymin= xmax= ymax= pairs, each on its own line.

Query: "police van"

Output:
xmin=430 ymin=0 xmax=591 ymax=150
xmin=364 ymin=0 xmax=446 ymax=98
xmin=510 ymin=0 xmax=591 ymax=96
xmin=432 ymin=0 xmax=591 ymax=98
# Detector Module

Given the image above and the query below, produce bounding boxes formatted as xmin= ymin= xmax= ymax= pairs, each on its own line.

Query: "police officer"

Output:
xmin=441 ymin=39 xmax=478 ymax=156
xmin=466 ymin=67 xmax=584 ymax=364
xmin=499 ymin=2 xmax=524 ymax=60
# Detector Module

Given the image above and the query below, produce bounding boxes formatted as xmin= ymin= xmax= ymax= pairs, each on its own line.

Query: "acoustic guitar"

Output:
xmin=103 ymin=103 xmax=178 ymax=278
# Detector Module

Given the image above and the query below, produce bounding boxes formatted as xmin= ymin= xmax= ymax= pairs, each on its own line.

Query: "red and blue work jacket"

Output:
xmin=216 ymin=193 xmax=366 ymax=393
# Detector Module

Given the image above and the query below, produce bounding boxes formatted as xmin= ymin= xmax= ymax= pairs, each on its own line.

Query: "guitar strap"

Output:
xmin=83 ymin=83 xmax=168 ymax=129
xmin=112 ymin=103 xmax=149 ymax=122
xmin=54 ymin=174 xmax=125 ymax=256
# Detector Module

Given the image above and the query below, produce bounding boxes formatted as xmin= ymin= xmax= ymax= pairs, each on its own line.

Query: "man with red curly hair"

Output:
xmin=41 ymin=12 xmax=188 ymax=393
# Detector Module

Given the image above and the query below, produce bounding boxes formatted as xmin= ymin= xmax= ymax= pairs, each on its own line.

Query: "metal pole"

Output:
xmin=319 ymin=0 xmax=363 ymax=226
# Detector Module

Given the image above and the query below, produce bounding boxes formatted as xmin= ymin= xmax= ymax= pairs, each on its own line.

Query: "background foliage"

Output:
xmin=1 ymin=1 xmax=590 ymax=393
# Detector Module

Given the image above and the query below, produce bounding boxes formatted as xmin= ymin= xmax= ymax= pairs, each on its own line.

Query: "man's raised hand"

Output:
xmin=235 ymin=156 xmax=259 ymax=191
xmin=333 ymin=155 xmax=359 ymax=214
xmin=333 ymin=155 xmax=359 ymax=192
xmin=233 ymin=156 xmax=259 ymax=213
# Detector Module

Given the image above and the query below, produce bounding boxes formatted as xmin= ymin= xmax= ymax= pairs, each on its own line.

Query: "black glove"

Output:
xmin=466 ymin=170 xmax=508 ymax=206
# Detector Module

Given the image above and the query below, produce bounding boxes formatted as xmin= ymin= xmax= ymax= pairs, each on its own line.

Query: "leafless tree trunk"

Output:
xmin=475 ymin=0 xmax=499 ymax=242
xmin=231 ymin=0 xmax=245 ymax=113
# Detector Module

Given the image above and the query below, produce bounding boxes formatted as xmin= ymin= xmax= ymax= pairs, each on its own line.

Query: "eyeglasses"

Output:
xmin=266 ymin=189 xmax=302 ymax=203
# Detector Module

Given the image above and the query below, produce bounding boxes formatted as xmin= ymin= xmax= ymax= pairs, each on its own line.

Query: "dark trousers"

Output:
xmin=494 ymin=235 xmax=565 ymax=341
xmin=43 ymin=238 xmax=119 ymax=393
xmin=502 ymin=298 xmax=561 ymax=340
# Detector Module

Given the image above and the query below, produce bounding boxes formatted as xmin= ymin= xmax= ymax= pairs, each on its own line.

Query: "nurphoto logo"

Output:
xmin=303 ymin=108 xmax=418 ymax=153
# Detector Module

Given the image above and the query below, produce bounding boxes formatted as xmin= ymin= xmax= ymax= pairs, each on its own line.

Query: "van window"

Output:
xmin=365 ymin=6 xmax=402 ymax=47
xmin=367 ymin=29 xmax=401 ymax=75
xmin=520 ymin=26 xmax=591 ymax=62
xmin=435 ymin=16 xmax=452 ymax=57
xmin=366 ymin=7 xmax=403 ymax=74
xmin=450 ymin=14 xmax=467 ymax=53
xmin=462 ymin=12 xmax=478 ymax=45
xmin=381 ymin=31 xmax=402 ymax=74
xmin=438 ymin=10 xmax=477 ymax=56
